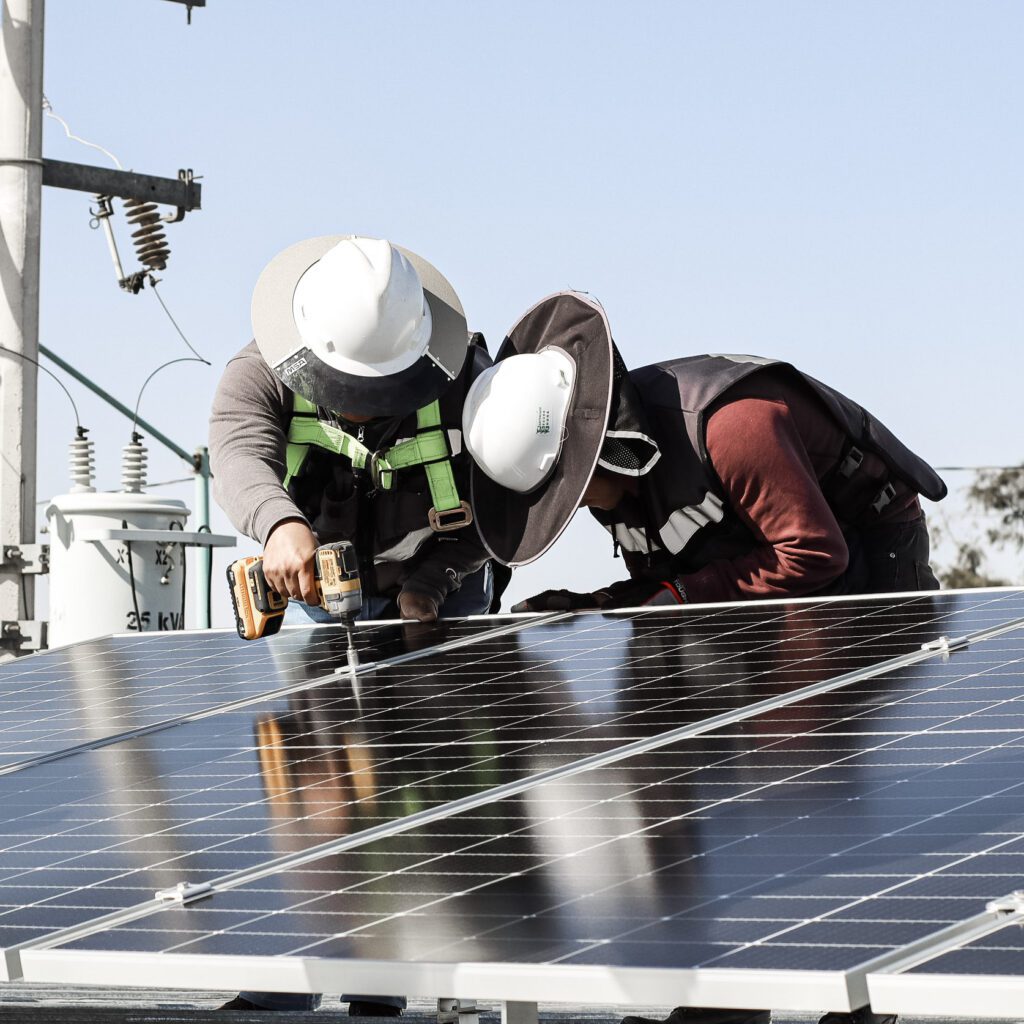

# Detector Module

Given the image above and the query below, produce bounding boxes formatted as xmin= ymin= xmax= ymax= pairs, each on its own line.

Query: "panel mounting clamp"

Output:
xmin=154 ymin=882 xmax=213 ymax=904
xmin=920 ymin=634 xmax=970 ymax=657
xmin=985 ymin=890 xmax=1024 ymax=918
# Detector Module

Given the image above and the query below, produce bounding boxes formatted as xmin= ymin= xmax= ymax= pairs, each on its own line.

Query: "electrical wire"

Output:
xmin=45 ymin=96 xmax=211 ymax=399
xmin=132 ymin=357 xmax=207 ymax=435
xmin=936 ymin=466 xmax=1024 ymax=473
xmin=42 ymin=96 xmax=123 ymax=169
xmin=123 ymin=523 xmax=143 ymax=633
xmin=149 ymin=280 xmax=210 ymax=365
xmin=180 ymin=542 xmax=188 ymax=629
xmin=0 ymin=346 xmax=80 ymax=429
xmin=169 ymin=521 xmax=187 ymax=630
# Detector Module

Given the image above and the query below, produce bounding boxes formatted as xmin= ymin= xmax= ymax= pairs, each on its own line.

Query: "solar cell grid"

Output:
xmin=902 ymin=918 xmax=1024 ymax=977
xmin=27 ymin=618 xmax=1024 ymax=1012
xmin=0 ymin=616 xmax=516 ymax=771
xmin=1 ymin=590 xmax=1013 ymax=975
xmin=864 ymin=900 xmax=1024 ymax=1018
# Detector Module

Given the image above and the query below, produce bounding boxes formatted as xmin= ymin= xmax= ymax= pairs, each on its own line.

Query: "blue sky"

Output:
xmin=31 ymin=0 xmax=1024 ymax=624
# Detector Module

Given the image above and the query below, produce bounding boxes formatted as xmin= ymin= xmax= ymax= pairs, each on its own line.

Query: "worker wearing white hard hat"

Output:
xmin=209 ymin=239 xmax=496 ymax=1018
xmin=212 ymin=233 xmax=493 ymax=629
xmin=251 ymin=235 xmax=472 ymax=417
xmin=463 ymin=290 xmax=945 ymax=614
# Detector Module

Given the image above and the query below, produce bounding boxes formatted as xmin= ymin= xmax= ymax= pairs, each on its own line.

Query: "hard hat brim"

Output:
xmin=251 ymin=235 xmax=469 ymax=417
xmin=469 ymin=291 xmax=614 ymax=567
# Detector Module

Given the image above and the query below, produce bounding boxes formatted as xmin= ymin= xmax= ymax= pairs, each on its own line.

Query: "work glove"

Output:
xmin=398 ymin=590 xmax=439 ymax=623
xmin=599 ymin=577 xmax=686 ymax=609
xmin=511 ymin=589 xmax=608 ymax=613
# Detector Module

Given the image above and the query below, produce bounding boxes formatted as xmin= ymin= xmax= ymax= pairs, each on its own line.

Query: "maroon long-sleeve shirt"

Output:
xmin=674 ymin=373 xmax=920 ymax=603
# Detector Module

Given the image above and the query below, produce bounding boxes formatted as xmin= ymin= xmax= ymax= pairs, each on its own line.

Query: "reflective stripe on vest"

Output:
xmin=604 ymin=491 xmax=725 ymax=557
xmin=658 ymin=492 xmax=726 ymax=554
xmin=284 ymin=395 xmax=462 ymax=513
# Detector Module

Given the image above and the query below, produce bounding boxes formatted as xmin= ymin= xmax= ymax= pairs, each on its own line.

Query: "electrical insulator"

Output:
xmin=121 ymin=433 xmax=148 ymax=493
xmin=68 ymin=427 xmax=95 ymax=493
xmin=123 ymin=198 xmax=170 ymax=272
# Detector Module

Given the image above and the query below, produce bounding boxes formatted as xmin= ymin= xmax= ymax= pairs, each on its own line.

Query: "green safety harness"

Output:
xmin=283 ymin=394 xmax=473 ymax=532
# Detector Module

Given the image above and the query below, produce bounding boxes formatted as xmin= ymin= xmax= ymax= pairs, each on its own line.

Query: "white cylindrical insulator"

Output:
xmin=46 ymin=491 xmax=191 ymax=647
xmin=68 ymin=433 xmax=95 ymax=492
xmin=121 ymin=437 xmax=148 ymax=493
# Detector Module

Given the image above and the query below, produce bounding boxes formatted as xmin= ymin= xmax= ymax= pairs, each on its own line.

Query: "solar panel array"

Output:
xmin=3 ymin=588 xmax=1024 ymax=1017
xmin=0 ymin=616 xmax=503 ymax=772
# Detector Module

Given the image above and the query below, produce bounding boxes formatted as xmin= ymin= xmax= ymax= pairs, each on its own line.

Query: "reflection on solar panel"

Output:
xmin=5 ymin=589 xmax=1024 ymax=1019
xmin=0 ymin=616 xmax=517 ymax=772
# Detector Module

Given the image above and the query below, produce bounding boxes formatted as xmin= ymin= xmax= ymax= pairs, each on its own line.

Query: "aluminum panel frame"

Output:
xmin=867 ymin=971 xmax=1024 ymax=1019
xmin=21 ymin=948 xmax=862 ymax=1012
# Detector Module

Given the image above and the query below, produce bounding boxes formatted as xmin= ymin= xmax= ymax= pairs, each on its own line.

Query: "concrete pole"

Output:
xmin=0 ymin=0 xmax=44 ymax=645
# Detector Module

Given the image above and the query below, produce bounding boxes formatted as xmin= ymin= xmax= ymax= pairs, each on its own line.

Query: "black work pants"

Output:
xmin=831 ymin=515 xmax=940 ymax=595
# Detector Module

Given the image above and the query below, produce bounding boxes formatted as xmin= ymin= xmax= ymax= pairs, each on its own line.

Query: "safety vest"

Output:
xmin=284 ymin=394 xmax=472 ymax=532
xmin=597 ymin=354 xmax=946 ymax=564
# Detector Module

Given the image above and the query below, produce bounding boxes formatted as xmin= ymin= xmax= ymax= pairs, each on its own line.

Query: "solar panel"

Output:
xmin=14 ymin=590 xmax=1024 ymax=1015
xmin=865 ymin=896 xmax=1024 ymax=1018
xmin=1 ymin=591 xmax=982 ymax=974
xmin=0 ymin=616 xmax=524 ymax=773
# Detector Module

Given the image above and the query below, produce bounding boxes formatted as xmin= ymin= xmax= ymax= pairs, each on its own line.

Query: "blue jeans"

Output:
xmin=241 ymin=564 xmax=492 ymax=1011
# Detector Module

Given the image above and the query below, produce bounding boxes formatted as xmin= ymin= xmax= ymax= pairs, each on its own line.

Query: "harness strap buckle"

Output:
xmin=428 ymin=501 xmax=473 ymax=532
xmin=369 ymin=451 xmax=395 ymax=491
xmin=839 ymin=446 xmax=864 ymax=478
xmin=871 ymin=481 xmax=897 ymax=514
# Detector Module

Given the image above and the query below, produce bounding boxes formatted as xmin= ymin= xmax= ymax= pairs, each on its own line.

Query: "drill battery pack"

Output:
xmin=228 ymin=556 xmax=288 ymax=641
xmin=314 ymin=542 xmax=362 ymax=619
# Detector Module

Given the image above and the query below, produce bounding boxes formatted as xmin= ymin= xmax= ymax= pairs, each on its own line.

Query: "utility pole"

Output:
xmin=0 ymin=1 xmax=206 ymax=655
xmin=0 ymin=0 xmax=44 ymax=656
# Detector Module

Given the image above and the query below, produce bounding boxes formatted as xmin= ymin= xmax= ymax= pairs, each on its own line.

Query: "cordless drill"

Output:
xmin=227 ymin=541 xmax=362 ymax=670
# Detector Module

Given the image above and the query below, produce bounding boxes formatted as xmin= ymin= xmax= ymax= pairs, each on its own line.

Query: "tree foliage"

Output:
xmin=932 ymin=465 xmax=1024 ymax=589
xmin=968 ymin=467 xmax=1024 ymax=551
xmin=939 ymin=542 xmax=1008 ymax=590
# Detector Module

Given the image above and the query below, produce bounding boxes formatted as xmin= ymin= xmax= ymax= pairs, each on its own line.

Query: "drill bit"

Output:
xmin=343 ymin=617 xmax=360 ymax=675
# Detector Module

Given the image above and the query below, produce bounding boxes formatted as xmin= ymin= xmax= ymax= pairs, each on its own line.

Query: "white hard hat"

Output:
xmin=463 ymin=348 xmax=577 ymax=493
xmin=466 ymin=291 xmax=615 ymax=567
xmin=291 ymin=238 xmax=431 ymax=377
xmin=252 ymin=235 xmax=468 ymax=417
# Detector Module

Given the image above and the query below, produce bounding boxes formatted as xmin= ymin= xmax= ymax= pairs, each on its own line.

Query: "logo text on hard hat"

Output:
xmin=282 ymin=356 xmax=308 ymax=377
xmin=536 ymin=408 xmax=551 ymax=434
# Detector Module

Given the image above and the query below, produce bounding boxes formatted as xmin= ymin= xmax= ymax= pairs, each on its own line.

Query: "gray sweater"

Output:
xmin=208 ymin=341 xmax=489 ymax=604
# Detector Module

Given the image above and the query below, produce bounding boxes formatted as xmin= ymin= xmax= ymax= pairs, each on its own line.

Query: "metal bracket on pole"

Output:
xmin=42 ymin=161 xmax=201 ymax=211
xmin=437 ymin=998 xmax=479 ymax=1024
xmin=1 ymin=544 xmax=49 ymax=575
xmin=0 ymin=620 xmax=47 ymax=653
xmin=160 ymin=0 xmax=206 ymax=22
